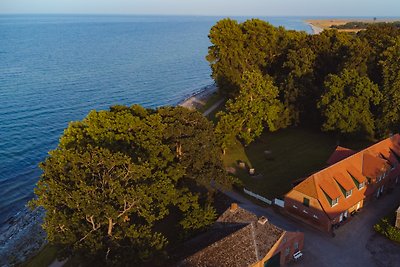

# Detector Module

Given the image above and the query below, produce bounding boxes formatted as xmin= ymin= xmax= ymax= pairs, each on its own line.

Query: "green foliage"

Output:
xmin=208 ymin=18 xmax=400 ymax=140
xmin=31 ymin=105 xmax=230 ymax=265
xmin=216 ymin=70 xmax=289 ymax=147
xmin=374 ymin=217 xmax=400 ymax=243
xmin=331 ymin=21 xmax=400 ymax=30
xmin=377 ymin=37 xmax=400 ymax=134
xmin=318 ymin=69 xmax=382 ymax=136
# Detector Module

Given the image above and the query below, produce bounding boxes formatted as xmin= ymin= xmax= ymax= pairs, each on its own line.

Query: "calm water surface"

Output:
xmin=0 ymin=15 xmax=312 ymax=227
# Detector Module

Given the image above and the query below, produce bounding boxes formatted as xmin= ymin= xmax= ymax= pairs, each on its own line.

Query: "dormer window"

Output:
xmin=345 ymin=189 xmax=352 ymax=198
xmin=331 ymin=197 xmax=339 ymax=207
xmin=358 ymin=182 xmax=365 ymax=190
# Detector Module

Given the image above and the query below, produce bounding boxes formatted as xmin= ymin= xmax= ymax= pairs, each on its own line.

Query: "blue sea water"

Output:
xmin=0 ymin=15 xmax=312 ymax=229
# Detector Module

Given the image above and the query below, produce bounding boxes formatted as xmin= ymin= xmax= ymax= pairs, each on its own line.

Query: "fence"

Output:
xmin=243 ymin=188 xmax=272 ymax=205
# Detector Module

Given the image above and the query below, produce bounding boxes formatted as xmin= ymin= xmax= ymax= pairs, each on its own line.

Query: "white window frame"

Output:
xmin=345 ymin=189 xmax=352 ymax=198
xmin=331 ymin=197 xmax=339 ymax=207
xmin=358 ymin=182 xmax=364 ymax=190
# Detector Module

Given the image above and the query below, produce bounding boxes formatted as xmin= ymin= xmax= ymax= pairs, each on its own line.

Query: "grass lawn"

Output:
xmin=20 ymin=244 xmax=58 ymax=267
xmin=223 ymin=127 xmax=372 ymax=199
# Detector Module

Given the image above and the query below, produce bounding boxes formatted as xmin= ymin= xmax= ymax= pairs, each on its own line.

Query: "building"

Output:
xmin=177 ymin=204 xmax=304 ymax=267
xmin=284 ymin=134 xmax=400 ymax=232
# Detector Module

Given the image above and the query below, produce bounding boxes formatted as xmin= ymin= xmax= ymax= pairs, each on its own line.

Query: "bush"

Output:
xmin=374 ymin=216 xmax=400 ymax=243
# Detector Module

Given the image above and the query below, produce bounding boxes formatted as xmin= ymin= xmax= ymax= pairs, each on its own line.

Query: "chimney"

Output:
xmin=258 ymin=216 xmax=268 ymax=225
xmin=230 ymin=203 xmax=238 ymax=212
xmin=396 ymin=206 xmax=400 ymax=229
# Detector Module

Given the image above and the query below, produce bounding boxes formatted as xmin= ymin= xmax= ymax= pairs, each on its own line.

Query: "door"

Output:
xmin=344 ymin=211 xmax=348 ymax=218
xmin=356 ymin=202 xmax=361 ymax=210
xmin=339 ymin=213 xmax=343 ymax=222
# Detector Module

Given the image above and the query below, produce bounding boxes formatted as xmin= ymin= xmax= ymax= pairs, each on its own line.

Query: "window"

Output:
xmin=294 ymin=242 xmax=299 ymax=250
xmin=345 ymin=189 xmax=352 ymax=198
xmin=285 ymin=247 xmax=290 ymax=256
xmin=292 ymin=205 xmax=298 ymax=209
xmin=322 ymin=190 xmax=339 ymax=207
xmin=303 ymin=209 xmax=308 ymax=214
xmin=358 ymin=182 xmax=365 ymax=190
xmin=331 ymin=197 xmax=339 ymax=207
xmin=303 ymin=197 xmax=310 ymax=207
xmin=313 ymin=214 xmax=319 ymax=219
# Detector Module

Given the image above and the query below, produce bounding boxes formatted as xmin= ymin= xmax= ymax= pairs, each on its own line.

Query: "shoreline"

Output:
xmin=179 ymin=83 xmax=218 ymax=110
xmin=1 ymin=83 xmax=220 ymax=267
xmin=305 ymin=20 xmax=324 ymax=34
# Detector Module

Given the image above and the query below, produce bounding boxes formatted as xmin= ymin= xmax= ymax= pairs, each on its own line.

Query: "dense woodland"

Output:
xmin=331 ymin=21 xmax=400 ymax=30
xmin=208 ymin=19 xmax=400 ymax=147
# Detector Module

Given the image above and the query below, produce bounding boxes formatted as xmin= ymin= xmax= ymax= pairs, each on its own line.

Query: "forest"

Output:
xmin=207 ymin=19 xmax=400 ymax=148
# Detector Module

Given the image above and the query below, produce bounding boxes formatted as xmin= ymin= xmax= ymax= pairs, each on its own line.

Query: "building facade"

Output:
xmin=284 ymin=134 xmax=400 ymax=232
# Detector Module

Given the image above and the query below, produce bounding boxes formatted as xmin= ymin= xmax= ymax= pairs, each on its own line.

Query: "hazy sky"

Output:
xmin=1 ymin=0 xmax=400 ymax=17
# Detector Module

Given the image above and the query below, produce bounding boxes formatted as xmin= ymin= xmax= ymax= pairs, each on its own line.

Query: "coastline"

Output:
xmin=179 ymin=83 xmax=218 ymax=110
xmin=1 ymin=83 xmax=220 ymax=267
xmin=305 ymin=20 xmax=324 ymax=34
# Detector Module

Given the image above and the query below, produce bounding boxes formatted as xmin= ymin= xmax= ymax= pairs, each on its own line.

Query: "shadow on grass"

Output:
xmin=223 ymin=127 xmax=373 ymax=199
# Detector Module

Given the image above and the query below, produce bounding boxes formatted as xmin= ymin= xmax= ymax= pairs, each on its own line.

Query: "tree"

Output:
xmin=30 ymin=106 xmax=226 ymax=265
xmin=280 ymin=47 xmax=316 ymax=123
xmin=318 ymin=69 xmax=382 ymax=137
xmin=377 ymin=37 xmax=400 ymax=135
xmin=216 ymin=70 xmax=289 ymax=147
xmin=206 ymin=18 xmax=246 ymax=95
xmin=157 ymin=106 xmax=232 ymax=188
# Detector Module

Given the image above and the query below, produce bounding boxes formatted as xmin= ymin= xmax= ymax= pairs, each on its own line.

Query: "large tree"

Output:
xmin=216 ymin=70 xmax=289 ymax=148
xmin=318 ymin=69 xmax=382 ymax=136
xmin=376 ymin=37 xmax=400 ymax=135
xmin=31 ymin=105 xmax=228 ymax=265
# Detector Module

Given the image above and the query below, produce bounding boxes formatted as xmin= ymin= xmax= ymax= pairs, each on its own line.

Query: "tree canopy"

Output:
xmin=207 ymin=18 xmax=400 ymax=140
xmin=31 ymin=105 xmax=230 ymax=265
xmin=216 ymin=70 xmax=288 ymax=148
xmin=318 ymin=69 xmax=382 ymax=136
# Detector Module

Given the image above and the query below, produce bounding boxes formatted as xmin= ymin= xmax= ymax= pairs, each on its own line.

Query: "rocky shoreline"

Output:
xmin=0 ymin=83 xmax=219 ymax=267
xmin=0 ymin=207 xmax=46 ymax=267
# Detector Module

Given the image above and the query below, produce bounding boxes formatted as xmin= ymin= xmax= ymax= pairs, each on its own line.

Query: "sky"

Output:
xmin=1 ymin=0 xmax=400 ymax=17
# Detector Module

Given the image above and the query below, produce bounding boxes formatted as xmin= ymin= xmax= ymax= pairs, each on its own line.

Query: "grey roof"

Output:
xmin=178 ymin=206 xmax=285 ymax=267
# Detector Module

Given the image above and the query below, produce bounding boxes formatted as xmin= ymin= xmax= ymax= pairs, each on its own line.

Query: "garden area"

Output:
xmin=222 ymin=127 xmax=372 ymax=199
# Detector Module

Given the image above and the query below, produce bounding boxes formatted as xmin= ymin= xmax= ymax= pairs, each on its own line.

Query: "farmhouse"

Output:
xmin=178 ymin=204 xmax=304 ymax=267
xmin=284 ymin=134 xmax=400 ymax=232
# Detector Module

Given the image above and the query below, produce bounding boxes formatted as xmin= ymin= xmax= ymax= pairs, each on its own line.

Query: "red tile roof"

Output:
xmin=327 ymin=146 xmax=356 ymax=165
xmin=289 ymin=134 xmax=400 ymax=220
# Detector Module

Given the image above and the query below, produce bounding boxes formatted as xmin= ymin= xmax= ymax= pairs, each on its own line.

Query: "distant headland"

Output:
xmin=306 ymin=18 xmax=400 ymax=34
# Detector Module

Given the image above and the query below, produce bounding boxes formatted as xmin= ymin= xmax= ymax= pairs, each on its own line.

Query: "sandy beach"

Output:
xmin=305 ymin=18 xmax=400 ymax=34
xmin=179 ymin=83 xmax=218 ymax=110
xmin=306 ymin=22 xmax=324 ymax=34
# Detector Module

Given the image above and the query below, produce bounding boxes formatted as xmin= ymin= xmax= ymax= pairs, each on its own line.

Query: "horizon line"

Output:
xmin=1 ymin=13 xmax=399 ymax=19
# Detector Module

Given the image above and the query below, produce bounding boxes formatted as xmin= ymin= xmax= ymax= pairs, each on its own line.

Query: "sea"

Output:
xmin=0 ymin=14 xmax=311 ymax=258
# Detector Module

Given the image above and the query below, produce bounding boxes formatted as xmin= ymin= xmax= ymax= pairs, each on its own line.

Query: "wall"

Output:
xmin=284 ymin=190 xmax=331 ymax=232
xmin=251 ymin=231 xmax=305 ymax=267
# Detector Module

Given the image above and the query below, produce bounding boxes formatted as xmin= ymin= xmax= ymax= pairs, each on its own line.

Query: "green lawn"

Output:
xmin=20 ymin=244 xmax=58 ymax=267
xmin=223 ymin=127 xmax=372 ymax=199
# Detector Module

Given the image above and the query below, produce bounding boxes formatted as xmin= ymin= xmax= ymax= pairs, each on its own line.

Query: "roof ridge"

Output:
xmin=310 ymin=135 xmax=396 ymax=178
xmin=249 ymin=223 xmax=260 ymax=261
